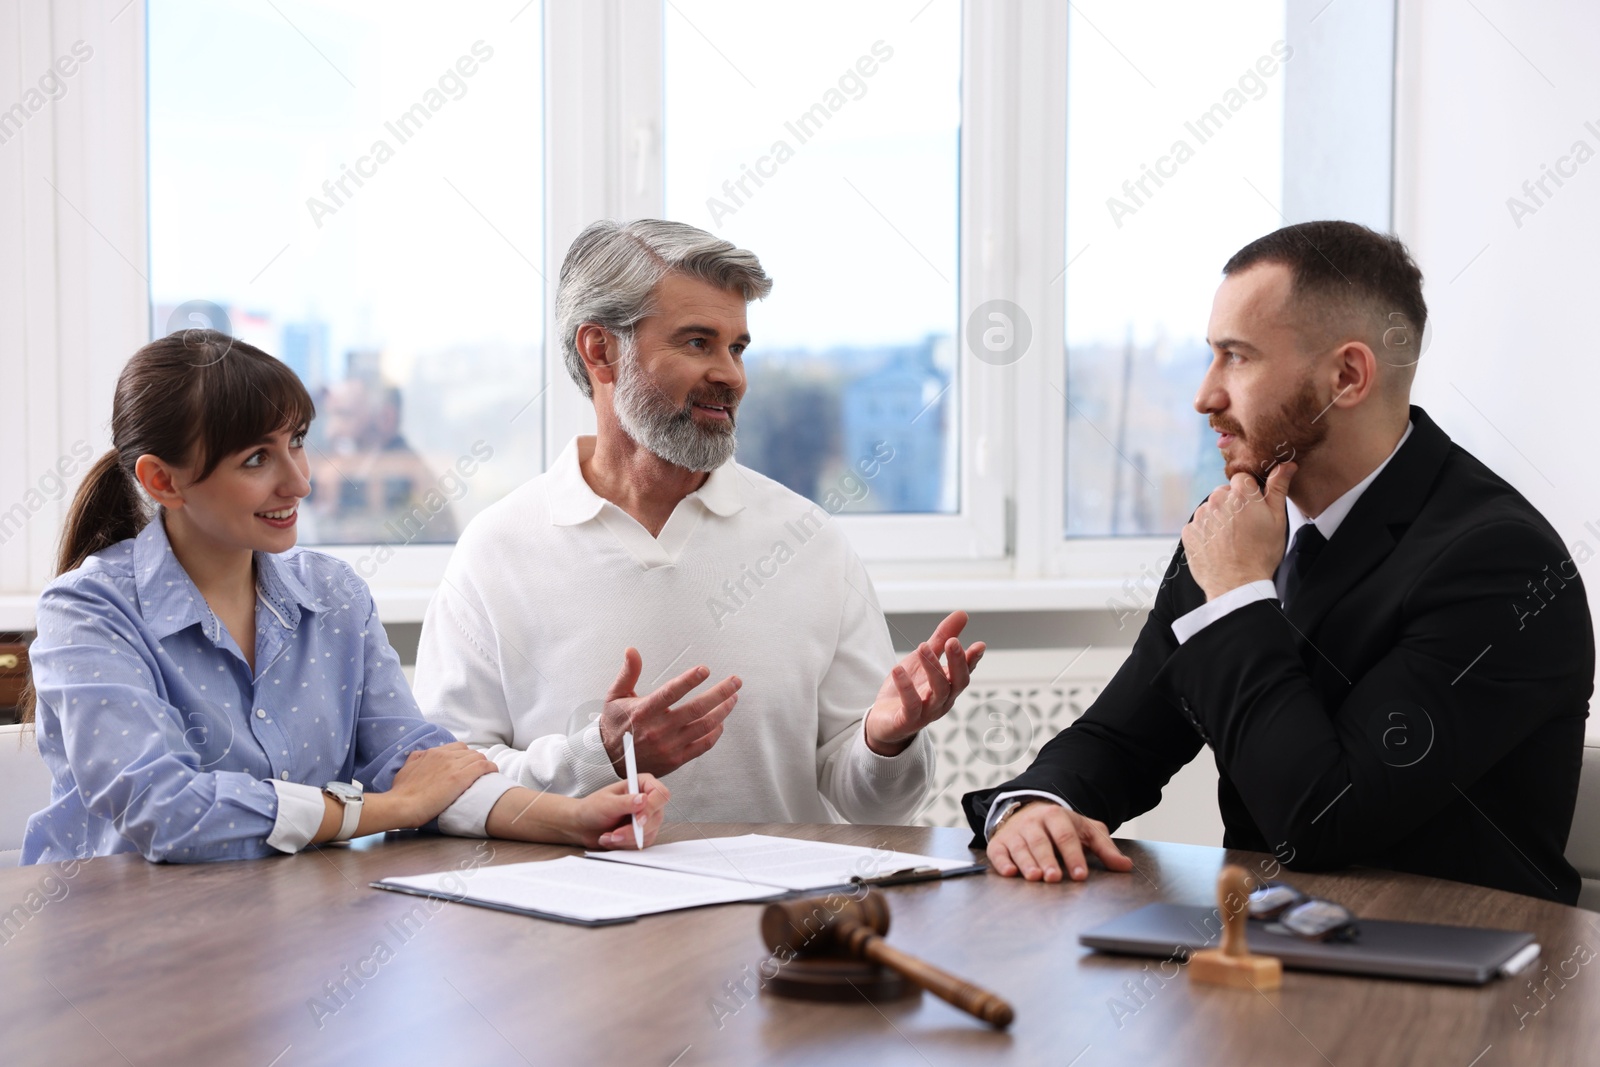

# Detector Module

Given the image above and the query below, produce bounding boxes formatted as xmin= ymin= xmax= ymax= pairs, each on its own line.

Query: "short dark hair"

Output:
xmin=1223 ymin=220 xmax=1426 ymax=353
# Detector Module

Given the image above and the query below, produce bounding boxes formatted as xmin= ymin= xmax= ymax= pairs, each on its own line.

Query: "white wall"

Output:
xmin=1395 ymin=0 xmax=1600 ymax=742
xmin=0 ymin=1 xmax=147 ymax=598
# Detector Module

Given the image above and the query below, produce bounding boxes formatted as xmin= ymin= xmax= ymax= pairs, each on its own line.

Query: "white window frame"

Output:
xmin=548 ymin=0 xmax=1012 ymax=567
xmin=1037 ymin=0 xmax=1397 ymax=600
xmin=0 ymin=0 xmax=1392 ymax=630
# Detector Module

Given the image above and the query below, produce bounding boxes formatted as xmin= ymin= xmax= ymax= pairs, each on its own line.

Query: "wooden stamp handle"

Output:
xmin=838 ymin=921 xmax=1015 ymax=1029
xmin=1217 ymin=865 xmax=1253 ymax=958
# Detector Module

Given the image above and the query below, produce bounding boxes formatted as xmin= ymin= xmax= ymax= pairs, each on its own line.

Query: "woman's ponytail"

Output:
xmin=19 ymin=450 xmax=149 ymax=725
xmin=56 ymin=449 xmax=149 ymax=577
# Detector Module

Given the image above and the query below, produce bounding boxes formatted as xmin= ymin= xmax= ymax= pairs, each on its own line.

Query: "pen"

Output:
xmin=623 ymin=731 xmax=644 ymax=849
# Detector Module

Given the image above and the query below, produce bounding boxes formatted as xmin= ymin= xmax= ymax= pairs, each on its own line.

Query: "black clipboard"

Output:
xmin=850 ymin=862 xmax=989 ymax=888
xmin=369 ymin=877 xmax=785 ymax=927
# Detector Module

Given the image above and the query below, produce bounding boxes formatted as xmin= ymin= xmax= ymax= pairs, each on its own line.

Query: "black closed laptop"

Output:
xmin=1080 ymin=902 xmax=1538 ymax=985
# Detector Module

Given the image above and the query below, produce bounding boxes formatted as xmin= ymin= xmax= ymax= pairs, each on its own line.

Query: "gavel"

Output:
xmin=761 ymin=891 xmax=1015 ymax=1029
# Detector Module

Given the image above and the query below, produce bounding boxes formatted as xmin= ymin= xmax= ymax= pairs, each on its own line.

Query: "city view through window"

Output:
xmin=1064 ymin=0 xmax=1287 ymax=536
xmin=149 ymin=0 xmax=1291 ymax=546
xmin=149 ymin=0 xmax=544 ymax=547
xmin=664 ymin=0 xmax=962 ymax=516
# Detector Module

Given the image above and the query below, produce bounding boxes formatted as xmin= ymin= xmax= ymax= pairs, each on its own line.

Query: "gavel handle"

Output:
xmin=838 ymin=922 xmax=1015 ymax=1029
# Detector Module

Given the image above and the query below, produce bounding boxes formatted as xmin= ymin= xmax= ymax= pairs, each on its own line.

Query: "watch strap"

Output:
xmin=334 ymin=795 xmax=362 ymax=841
xmin=323 ymin=782 xmax=364 ymax=842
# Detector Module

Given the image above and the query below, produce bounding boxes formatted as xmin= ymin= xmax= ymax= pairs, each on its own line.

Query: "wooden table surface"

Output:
xmin=2 ymin=823 xmax=1597 ymax=1066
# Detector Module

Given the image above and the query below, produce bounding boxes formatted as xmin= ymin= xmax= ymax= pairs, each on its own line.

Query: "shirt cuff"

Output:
xmin=568 ymin=722 xmax=624 ymax=796
xmin=267 ymin=780 xmax=327 ymax=854
xmin=983 ymin=789 xmax=1074 ymax=841
xmin=437 ymin=772 xmax=517 ymax=837
xmin=1170 ymin=580 xmax=1278 ymax=644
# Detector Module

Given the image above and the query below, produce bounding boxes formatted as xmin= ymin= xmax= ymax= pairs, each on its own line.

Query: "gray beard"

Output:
xmin=612 ymin=352 xmax=738 ymax=472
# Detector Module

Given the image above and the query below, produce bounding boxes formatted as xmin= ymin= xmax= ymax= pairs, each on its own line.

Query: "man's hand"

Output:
xmin=986 ymin=800 xmax=1133 ymax=882
xmin=598 ymin=648 xmax=740 ymax=778
xmin=864 ymin=611 xmax=986 ymax=756
xmin=1181 ymin=462 xmax=1297 ymax=601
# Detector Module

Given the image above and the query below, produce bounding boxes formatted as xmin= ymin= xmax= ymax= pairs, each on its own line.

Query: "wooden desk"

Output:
xmin=2 ymin=824 xmax=1596 ymax=1065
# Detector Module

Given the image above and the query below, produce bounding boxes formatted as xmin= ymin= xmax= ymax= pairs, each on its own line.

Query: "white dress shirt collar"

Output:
xmin=1283 ymin=420 xmax=1413 ymax=554
xmin=1170 ymin=421 xmax=1418 ymax=648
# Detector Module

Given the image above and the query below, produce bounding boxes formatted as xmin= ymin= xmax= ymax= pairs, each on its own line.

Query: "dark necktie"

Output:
xmin=1277 ymin=523 xmax=1328 ymax=609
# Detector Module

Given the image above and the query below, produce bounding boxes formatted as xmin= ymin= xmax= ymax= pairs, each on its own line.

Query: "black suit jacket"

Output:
xmin=965 ymin=407 xmax=1593 ymax=903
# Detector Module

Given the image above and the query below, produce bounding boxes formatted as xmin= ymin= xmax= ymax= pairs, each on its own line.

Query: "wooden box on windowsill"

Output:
xmin=0 ymin=634 xmax=30 ymax=726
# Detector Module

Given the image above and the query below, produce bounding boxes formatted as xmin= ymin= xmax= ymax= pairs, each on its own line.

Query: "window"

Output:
xmin=1 ymin=1 xmax=1397 ymax=627
xmin=662 ymin=0 xmax=962 ymax=515
xmin=147 ymin=0 xmax=545 ymax=552
xmin=1063 ymin=0 xmax=1287 ymax=537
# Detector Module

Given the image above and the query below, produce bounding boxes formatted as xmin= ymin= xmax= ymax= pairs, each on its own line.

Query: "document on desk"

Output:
xmin=374 ymin=856 xmax=777 ymax=925
xmin=372 ymin=835 xmax=983 ymax=925
xmin=583 ymin=833 xmax=981 ymax=891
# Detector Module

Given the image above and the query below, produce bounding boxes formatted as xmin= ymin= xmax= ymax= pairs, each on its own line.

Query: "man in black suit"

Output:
xmin=967 ymin=221 xmax=1593 ymax=904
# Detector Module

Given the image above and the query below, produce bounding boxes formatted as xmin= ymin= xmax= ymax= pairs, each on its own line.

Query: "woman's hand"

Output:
xmin=386 ymin=741 xmax=497 ymax=826
xmin=574 ymin=775 xmax=669 ymax=850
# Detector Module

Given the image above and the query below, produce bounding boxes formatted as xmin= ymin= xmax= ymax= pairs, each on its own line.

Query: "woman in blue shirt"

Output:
xmin=21 ymin=330 xmax=666 ymax=864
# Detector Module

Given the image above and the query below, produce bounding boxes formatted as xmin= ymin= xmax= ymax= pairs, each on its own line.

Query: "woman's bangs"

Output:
xmin=193 ymin=339 xmax=317 ymax=479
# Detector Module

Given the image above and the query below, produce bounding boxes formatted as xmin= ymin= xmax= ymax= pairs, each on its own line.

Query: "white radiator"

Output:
xmin=912 ymin=649 xmax=1225 ymax=847
xmin=407 ymin=649 xmax=1227 ymax=845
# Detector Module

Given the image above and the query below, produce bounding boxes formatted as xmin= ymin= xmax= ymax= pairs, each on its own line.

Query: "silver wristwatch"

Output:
xmin=991 ymin=799 xmax=1027 ymax=837
xmin=323 ymin=779 xmax=365 ymax=842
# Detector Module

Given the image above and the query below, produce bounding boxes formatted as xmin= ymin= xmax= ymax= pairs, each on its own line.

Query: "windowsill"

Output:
xmin=873 ymin=577 xmax=1133 ymax=614
xmin=0 ymin=596 xmax=37 ymax=632
xmin=0 ymin=576 xmax=1135 ymax=632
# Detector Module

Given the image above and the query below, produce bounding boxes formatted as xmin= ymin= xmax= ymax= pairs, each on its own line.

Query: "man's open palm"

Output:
xmin=598 ymin=648 xmax=741 ymax=777
xmin=865 ymin=611 xmax=986 ymax=755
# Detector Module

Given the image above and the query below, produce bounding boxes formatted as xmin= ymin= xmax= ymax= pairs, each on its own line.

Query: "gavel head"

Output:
xmin=762 ymin=890 xmax=891 ymax=958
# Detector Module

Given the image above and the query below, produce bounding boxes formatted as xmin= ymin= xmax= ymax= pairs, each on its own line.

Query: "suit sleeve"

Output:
xmin=961 ymin=544 xmax=1205 ymax=844
xmin=1158 ymin=519 xmax=1592 ymax=869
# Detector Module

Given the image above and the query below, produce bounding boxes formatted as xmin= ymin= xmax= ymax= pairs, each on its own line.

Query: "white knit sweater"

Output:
xmin=412 ymin=437 xmax=933 ymax=825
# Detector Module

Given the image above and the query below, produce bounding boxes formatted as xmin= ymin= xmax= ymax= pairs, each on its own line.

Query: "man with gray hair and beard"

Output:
xmin=413 ymin=219 xmax=984 ymax=824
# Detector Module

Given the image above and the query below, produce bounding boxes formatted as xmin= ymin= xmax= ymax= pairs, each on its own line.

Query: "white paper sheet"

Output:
xmin=378 ymin=855 xmax=777 ymax=923
xmin=584 ymin=833 xmax=974 ymax=891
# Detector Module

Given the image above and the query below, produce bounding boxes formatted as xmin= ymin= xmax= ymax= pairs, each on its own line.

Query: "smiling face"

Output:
xmin=609 ymin=272 xmax=750 ymax=471
xmin=156 ymin=424 xmax=314 ymax=556
xmin=1197 ymin=262 xmax=1330 ymax=482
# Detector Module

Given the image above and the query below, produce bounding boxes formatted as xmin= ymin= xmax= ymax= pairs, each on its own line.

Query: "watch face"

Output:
xmin=325 ymin=782 xmax=362 ymax=802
